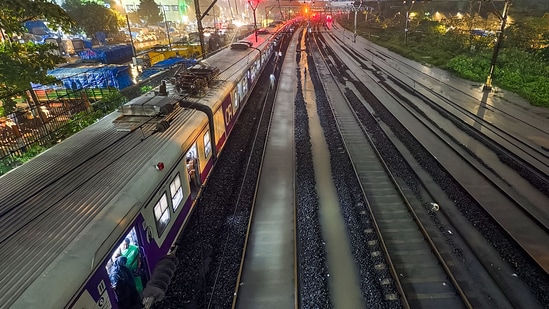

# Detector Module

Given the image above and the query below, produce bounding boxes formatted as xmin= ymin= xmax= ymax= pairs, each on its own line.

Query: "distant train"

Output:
xmin=0 ymin=19 xmax=297 ymax=309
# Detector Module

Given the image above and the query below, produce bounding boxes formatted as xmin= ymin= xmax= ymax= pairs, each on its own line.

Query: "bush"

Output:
xmin=337 ymin=16 xmax=549 ymax=108
xmin=141 ymin=85 xmax=153 ymax=93
xmin=447 ymin=49 xmax=549 ymax=107
xmin=1 ymin=89 xmax=129 ymax=175
xmin=0 ymin=143 xmax=47 ymax=175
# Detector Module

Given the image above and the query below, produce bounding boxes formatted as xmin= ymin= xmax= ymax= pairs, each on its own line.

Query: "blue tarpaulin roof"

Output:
xmin=33 ymin=65 xmax=134 ymax=90
xmin=78 ymin=44 xmax=134 ymax=64
xmin=139 ymin=57 xmax=198 ymax=80
xmin=152 ymin=57 xmax=197 ymax=69
xmin=24 ymin=20 xmax=49 ymax=34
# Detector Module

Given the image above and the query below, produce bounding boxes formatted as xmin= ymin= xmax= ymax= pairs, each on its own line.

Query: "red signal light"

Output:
xmin=155 ymin=162 xmax=165 ymax=171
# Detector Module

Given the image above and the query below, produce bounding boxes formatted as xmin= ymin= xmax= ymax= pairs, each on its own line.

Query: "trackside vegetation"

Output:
xmin=337 ymin=10 xmax=549 ymax=108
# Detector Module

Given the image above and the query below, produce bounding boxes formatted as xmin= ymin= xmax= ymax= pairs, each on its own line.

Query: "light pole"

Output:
xmin=352 ymin=0 xmax=363 ymax=43
xmin=248 ymin=0 xmax=260 ymax=42
xmin=126 ymin=15 xmax=136 ymax=57
xmin=160 ymin=5 xmax=172 ymax=50
xmin=403 ymin=0 xmax=415 ymax=44
xmin=116 ymin=1 xmax=136 ymax=58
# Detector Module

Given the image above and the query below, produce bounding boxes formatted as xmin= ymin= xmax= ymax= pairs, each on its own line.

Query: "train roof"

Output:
xmin=0 ymin=22 xmax=285 ymax=308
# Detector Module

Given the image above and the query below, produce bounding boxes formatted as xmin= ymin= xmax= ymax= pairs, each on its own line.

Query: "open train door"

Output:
xmin=186 ymin=144 xmax=201 ymax=199
xmin=106 ymin=227 xmax=149 ymax=307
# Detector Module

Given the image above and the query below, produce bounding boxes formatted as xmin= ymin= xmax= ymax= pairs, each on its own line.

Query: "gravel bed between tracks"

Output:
xmin=155 ymin=28 xmax=400 ymax=309
xmin=316 ymin=32 xmax=549 ymax=306
xmin=154 ymin=29 xmax=334 ymax=308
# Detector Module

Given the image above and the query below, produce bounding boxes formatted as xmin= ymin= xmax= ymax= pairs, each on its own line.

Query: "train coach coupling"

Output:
xmin=141 ymin=253 xmax=179 ymax=309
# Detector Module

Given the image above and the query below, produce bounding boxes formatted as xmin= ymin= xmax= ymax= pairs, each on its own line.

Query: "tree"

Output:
xmin=65 ymin=2 xmax=124 ymax=38
xmin=137 ymin=0 xmax=163 ymax=26
xmin=506 ymin=15 xmax=549 ymax=51
xmin=1 ymin=0 xmax=74 ymax=36
xmin=0 ymin=0 xmax=75 ymax=114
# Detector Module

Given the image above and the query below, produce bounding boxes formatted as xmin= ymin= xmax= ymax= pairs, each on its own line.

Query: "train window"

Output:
xmin=204 ymin=131 xmax=211 ymax=158
xmin=237 ymin=79 xmax=244 ymax=99
xmin=153 ymin=193 xmax=170 ymax=236
xmin=239 ymin=75 xmax=248 ymax=95
xmin=249 ymin=67 xmax=256 ymax=82
xmin=255 ymin=60 xmax=261 ymax=75
xmin=170 ymin=173 xmax=183 ymax=211
xmin=233 ymin=90 xmax=239 ymax=110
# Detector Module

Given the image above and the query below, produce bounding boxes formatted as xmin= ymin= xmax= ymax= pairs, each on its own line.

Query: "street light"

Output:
xmin=248 ymin=0 xmax=260 ymax=42
xmin=403 ymin=0 xmax=415 ymax=44
xmin=114 ymin=1 xmax=136 ymax=58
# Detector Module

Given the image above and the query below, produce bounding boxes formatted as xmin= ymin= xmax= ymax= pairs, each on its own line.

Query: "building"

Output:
xmin=119 ymin=0 xmax=193 ymax=23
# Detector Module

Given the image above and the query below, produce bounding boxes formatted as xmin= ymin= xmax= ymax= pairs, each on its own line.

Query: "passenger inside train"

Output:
xmin=186 ymin=146 xmax=200 ymax=199
xmin=107 ymin=228 xmax=148 ymax=306
xmin=109 ymin=256 xmax=141 ymax=309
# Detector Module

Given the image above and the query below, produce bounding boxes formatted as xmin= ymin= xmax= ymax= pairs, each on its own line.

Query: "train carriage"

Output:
xmin=0 ymin=20 xmax=296 ymax=309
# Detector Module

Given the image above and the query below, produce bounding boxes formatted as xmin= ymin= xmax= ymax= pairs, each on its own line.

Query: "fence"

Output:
xmin=0 ymin=67 xmax=178 ymax=173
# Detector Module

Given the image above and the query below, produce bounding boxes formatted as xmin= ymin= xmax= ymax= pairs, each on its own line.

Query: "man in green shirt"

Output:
xmin=120 ymin=238 xmax=140 ymax=272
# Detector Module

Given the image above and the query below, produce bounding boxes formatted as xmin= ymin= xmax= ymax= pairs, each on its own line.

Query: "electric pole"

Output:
xmin=484 ymin=0 xmax=511 ymax=91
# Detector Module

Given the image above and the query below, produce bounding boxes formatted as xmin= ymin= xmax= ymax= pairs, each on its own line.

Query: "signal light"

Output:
xmin=155 ymin=162 xmax=165 ymax=171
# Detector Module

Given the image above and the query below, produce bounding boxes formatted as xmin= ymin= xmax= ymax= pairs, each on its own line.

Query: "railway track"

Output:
xmin=329 ymin=24 xmax=549 ymax=176
xmin=156 ymin=23 xmax=548 ymax=308
xmin=309 ymin=30 xmax=472 ymax=308
xmin=314 ymin=24 xmax=549 ymax=307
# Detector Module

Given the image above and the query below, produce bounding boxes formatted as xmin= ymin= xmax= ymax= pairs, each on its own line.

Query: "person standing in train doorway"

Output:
xmin=116 ymin=238 xmax=143 ymax=292
xmin=110 ymin=256 xmax=141 ymax=309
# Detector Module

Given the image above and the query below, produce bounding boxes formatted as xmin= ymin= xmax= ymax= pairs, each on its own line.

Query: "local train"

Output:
xmin=0 ymin=20 xmax=296 ymax=309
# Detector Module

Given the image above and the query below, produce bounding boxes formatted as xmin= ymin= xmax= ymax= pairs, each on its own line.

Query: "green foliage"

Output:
xmin=447 ymin=54 xmax=490 ymax=81
xmin=447 ymin=48 xmax=549 ymax=107
xmin=0 ymin=1 xmax=74 ymax=112
xmin=0 ymin=143 xmax=47 ymax=175
xmin=0 ymin=97 xmax=18 ymax=117
xmin=137 ymin=0 xmax=163 ymax=25
xmin=0 ymin=42 xmax=64 ymax=113
xmin=337 ymin=12 xmax=549 ymax=108
xmin=505 ymin=15 xmax=549 ymax=51
xmin=97 ymin=90 xmax=128 ymax=112
xmin=56 ymin=90 xmax=126 ymax=139
xmin=0 ymin=0 xmax=75 ymax=36
xmin=141 ymin=85 xmax=153 ymax=93
xmin=0 ymin=90 xmax=128 ymax=175
xmin=0 ymin=158 xmax=13 ymax=175
xmin=539 ymin=32 xmax=549 ymax=61
xmin=55 ymin=109 xmax=103 ymax=139
xmin=65 ymin=3 xmax=124 ymax=36
xmin=17 ymin=144 xmax=47 ymax=163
